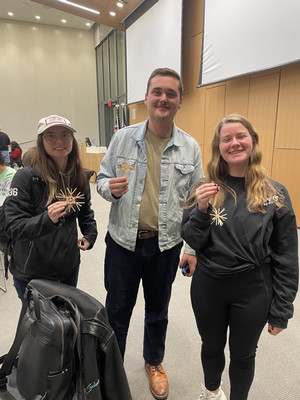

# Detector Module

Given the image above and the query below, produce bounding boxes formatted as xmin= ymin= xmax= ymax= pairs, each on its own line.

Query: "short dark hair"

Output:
xmin=0 ymin=152 xmax=5 ymax=166
xmin=146 ymin=67 xmax=183 ymax=97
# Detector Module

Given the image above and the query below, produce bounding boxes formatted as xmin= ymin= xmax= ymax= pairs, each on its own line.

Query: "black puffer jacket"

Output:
xmin=5 ymin=167 xmax=97 ymax=282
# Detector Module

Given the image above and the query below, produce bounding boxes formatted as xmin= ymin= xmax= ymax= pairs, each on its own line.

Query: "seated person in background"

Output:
xmin=0 ymin=152 xmax=16 ymax=255
xmin=0 ymin=128 xmax=10 ymax=166
xmin=10 ymin=141 xmax=23 ymax=167
xmin=0 ymin=152 xmax=16 ymax=206
xmin=22 ymin=147 xmax=36 ymax=167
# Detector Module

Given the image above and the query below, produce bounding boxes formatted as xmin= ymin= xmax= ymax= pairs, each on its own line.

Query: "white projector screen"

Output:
xmin=126 ymin=0 xmax=182 ymax=104
xmin=199 ymin=0 xmax=300 ymax=87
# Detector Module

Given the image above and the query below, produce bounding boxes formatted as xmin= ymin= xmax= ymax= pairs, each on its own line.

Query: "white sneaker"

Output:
xmin=197 ymin=383 xmax=227 ymax=400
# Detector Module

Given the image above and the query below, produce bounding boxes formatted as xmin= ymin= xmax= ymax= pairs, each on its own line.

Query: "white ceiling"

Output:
xmin=0 ymin=0 xmax=144 ymax=31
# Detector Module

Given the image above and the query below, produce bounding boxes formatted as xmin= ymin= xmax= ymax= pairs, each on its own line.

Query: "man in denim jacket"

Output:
xmin=97 ymin=68 xmax=203 ymax=400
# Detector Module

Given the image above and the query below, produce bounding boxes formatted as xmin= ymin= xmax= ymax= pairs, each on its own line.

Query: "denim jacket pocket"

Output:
xmin=173 ymin=163 xmax=195 ymax=196
xmin=174 ymin=163 xmax=195 ymax=175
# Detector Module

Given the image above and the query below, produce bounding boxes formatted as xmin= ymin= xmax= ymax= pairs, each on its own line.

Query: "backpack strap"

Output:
xmin=0 ymin=288 xmax=38 ymax=387
xmin=23 ymin=167 xmax=44 ymax=211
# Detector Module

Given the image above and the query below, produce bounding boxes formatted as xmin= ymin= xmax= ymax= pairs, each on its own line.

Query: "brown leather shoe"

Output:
xmin=145 ymin=362 xmax=169 ymax=399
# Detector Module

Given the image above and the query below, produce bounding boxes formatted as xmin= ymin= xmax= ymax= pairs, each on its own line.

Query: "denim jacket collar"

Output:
xmin=132 ymin=119 xmax=184 ymax=149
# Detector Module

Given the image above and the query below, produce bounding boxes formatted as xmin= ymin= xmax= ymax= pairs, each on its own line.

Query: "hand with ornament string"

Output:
xmin=195 ymin=182 xmax=220 ymax=212
xmin=47 ymin=201 xmax=68 ymax=224
xmin=77 ymin=237 xmax=91 ymax=250
xmin=109 ymin=176 xmax=129 ymax=198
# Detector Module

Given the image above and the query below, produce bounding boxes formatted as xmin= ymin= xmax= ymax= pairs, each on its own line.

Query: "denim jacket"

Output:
xmin=97 ymin=120 xmax=203 ymax=252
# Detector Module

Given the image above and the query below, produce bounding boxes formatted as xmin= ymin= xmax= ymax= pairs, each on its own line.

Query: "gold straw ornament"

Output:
xmin=56 ymin=188 xmax=85 ymax=213
xmin=116 ymin=159 xmax=134 ymax=176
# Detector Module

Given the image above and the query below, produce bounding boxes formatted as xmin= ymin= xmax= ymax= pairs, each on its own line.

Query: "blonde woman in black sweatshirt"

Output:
xmin=181 ymin=114 xmax=298 ymax=400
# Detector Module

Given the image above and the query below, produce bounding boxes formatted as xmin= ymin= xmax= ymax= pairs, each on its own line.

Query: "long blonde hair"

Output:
xmin=185 ymin=114 xmax=284 ymax=213
xmin=31 ymin=135 xmax=86 ymax=205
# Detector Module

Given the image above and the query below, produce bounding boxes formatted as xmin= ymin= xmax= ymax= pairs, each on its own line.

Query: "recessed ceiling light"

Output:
xmin=35 ymin=16 xmax=41 ymax=20
xmin=86 ymin=23 xmax=91 ymax=26
xmin=58 ymin=0 xmax=100 ymax=15
xmin=117 ymin=2 xmax=123 ymax=7
xmin=8 ymin=12 xmax=14 ymax=16
xmin=61 ymin=19 xmax=67 ymax=23
xmin=110 ymin=11 xmax=116 ymax=16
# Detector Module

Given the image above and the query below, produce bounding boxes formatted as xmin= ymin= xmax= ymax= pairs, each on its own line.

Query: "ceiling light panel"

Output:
xmin=58 ymin=0 xmax=100 ymax=15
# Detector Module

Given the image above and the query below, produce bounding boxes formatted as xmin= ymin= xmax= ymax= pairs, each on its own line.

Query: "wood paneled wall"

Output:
xmin=80 ymin=143 xmax=104 ymax=183
xmin=129 ymin=0 xmax=300 ymax=225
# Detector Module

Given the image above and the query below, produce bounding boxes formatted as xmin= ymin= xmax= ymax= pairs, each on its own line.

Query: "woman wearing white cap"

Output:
xmin=4 ymin=115 xmax=98 ymax=300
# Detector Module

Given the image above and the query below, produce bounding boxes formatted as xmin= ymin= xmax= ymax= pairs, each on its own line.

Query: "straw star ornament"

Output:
xmin=210 ymin=207 xmax=227 ymax=226
xmin=117 ymin=159 xmax=135 ymax=176
xmin=56 ymin=188 xmax=85 ymax=213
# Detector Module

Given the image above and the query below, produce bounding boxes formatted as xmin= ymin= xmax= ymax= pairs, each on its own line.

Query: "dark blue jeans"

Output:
xmin=191 ymin=265 xmax=273 ymax=400
xmin=13 ymin=267 xmax=79 ymax=301
xmin=104 ymin=232 xmax=182 ymax=365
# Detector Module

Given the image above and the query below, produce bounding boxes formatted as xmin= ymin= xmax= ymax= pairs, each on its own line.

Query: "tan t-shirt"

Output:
xmin=138 ymin=128 xmax=170 ymax=231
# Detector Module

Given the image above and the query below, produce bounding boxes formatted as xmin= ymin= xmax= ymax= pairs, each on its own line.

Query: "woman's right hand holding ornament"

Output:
xmin=195 ymin=182 xmax=219 ymax=212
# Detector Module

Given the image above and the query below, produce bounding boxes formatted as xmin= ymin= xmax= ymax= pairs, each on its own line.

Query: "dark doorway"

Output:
xmin=104 ymin=103 xmax=116 ymax=146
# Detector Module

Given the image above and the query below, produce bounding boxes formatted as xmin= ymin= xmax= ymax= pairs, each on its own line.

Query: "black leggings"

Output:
xmin=191 ymin=265 xmax=273 ymax=400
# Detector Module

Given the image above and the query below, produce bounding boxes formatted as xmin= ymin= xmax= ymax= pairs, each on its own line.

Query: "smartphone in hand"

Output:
xmin=181 ymin=261 xmax=190 ymax=276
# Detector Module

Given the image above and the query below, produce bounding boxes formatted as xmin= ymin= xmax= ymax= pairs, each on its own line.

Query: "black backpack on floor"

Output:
xmin=0 ymin=285 xmax=77 ymax=400
xmin=0 ymin=279 xmax=132 ymax=400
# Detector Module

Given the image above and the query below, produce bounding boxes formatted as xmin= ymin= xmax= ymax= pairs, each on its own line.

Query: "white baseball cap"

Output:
xmin=37 ymin=115 xmax=76 ymax=135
